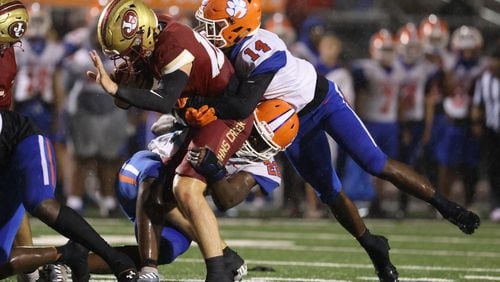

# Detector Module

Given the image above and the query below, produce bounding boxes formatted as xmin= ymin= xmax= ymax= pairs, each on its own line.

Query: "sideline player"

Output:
xmin=88 ymin=1 xmax=252 ymax=280
xmin=0 ymin=1 xmax=139 ymax=281
xmin=189 ymin=0 xmax=480 ymax=279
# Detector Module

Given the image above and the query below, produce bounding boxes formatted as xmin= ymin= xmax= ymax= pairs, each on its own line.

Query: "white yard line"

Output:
xmin=221 ymin=230 xmax=500 ymax=245
xmin=357 ymin=277 xmax=454 ymax=282
xmin=33 ymin=235 xmax=500 ymax=259
xmin=464 ymin=275 xmax=500 ymax=281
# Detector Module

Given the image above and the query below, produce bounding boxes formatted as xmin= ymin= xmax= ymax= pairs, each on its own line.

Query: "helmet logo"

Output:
xmin=121 ymin=10 xmax=139 ymax=39
xmin=226 ymin=0 xmax=247 ymax=19
xmin=8 ymin=21 xmax=26 ymax=39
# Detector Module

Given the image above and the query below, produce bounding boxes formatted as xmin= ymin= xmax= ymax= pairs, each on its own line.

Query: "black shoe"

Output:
xmin=108 ymin=251 xmax=139 ymax=281
xmin=58 ymin=241 xmax=89 ymax=282
xmin=117 ymin=269 xmax=139 ymax=282
xmin=223 ymin=247 xmax=247 ymax=281
xmin=440 ymin=203 xmax=481 ymax=234
xmin=363 ymin=235 xmax=399 ymax=282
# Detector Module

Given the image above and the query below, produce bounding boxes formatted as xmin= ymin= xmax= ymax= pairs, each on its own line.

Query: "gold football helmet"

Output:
xmin=0 ymin=0 xmax=29 ymax=51
xmin=97 ymin=0 xmax=159 ymax=61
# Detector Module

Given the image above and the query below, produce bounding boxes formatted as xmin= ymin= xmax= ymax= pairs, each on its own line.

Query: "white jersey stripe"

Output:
xmin=268 ymin=109 xmax=294 ymax=131
xmin=38 ymin=135 xmax=50 ymax=185
xmin=492 ymin=78 xmax=499 ymax=131
xmin=0 ymin=114 xmax=3 ymax=135
xmin=122 ymin=163 xmax=140 ymax=176
xmin=346 ymin=101 xmax=379 ymax=148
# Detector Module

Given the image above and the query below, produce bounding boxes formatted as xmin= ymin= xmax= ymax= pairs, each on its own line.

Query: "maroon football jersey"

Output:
xmin=149 ymin=15 xmax=234 ymax=98
xmin=0 ymin=47 xmax=17 ymax=109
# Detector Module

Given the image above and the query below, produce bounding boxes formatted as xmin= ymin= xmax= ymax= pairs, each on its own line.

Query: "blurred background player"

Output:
xmin=419 ymin=14 xmax=452 ymax=189
xmin=395 ymin=23 xmax=436 ymax=217
xmin=435 ymin=25 xmax=486 ymax=209
xmin=471 ymin=43 xmax=500 ymax=221
xmin=352 ymin=29 xmax=404 ymax=217
xmin=61 ymin=23 xmax=128 ymax=216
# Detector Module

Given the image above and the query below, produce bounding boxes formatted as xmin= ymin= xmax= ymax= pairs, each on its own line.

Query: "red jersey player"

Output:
xmin=88 ymin=1 xmax=252 ymax=281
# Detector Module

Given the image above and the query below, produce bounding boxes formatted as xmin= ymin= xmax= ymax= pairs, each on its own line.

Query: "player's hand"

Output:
xmin=187 ymin=147 xmax=226 ymax=182
xmin=176 ymin=97 xmax=188 ymax=109
xmin=151 ymin=114 xmax=177 ymax=136
xmin=185 ymin=105 xmax=217 ymax=127
xmin=87 ymin=50 xmax=118 ymax=95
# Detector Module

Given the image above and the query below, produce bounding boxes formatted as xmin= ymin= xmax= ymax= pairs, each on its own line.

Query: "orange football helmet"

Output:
xmin=370 ymin=29 xmax=395 ymax=66
xmin=419 ymin=14 xmax=449 ymax=53
xmin=264 ymin=13 xmax=296 ymax=45
xmin=195 ymin=0 xmax=261 ymax=48
xmin=396 ymin=23 xmax=422 ymax=64
xmin=237 ymin=99 xmax=299 ymax=161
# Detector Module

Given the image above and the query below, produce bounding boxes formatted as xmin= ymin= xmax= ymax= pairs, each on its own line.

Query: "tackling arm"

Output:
xmin=186 ymin=72 xmax=276 ymax=120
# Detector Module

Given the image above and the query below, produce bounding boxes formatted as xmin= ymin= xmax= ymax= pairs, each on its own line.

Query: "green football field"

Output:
xmin=17 ymin=217 xmax=500 ymax=281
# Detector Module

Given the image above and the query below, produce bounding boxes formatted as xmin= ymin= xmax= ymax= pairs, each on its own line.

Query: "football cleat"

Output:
xmin=117 ymin=269 xmax=139 ymax=282
xmin=443 ymin=206 xmax=481 ymax=234
xmin=362 ymin=235 xmax=399 ymax=282
xmin=223 ymin=247 xmax=248 ymax=281
xmin=137 ymin=271 xmax=159 ymax=282
xmin=38 ymin=264 xmax=68 ymax=282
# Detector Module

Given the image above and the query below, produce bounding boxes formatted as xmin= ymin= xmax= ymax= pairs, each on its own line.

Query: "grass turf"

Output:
xmin=18 ymin=217 xmax=500 ymax=281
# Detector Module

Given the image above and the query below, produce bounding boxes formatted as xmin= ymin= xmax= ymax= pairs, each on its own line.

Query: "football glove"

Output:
xmin=187 ymin=147 xmax=226 ymax=183
xmin=185 ymin=105 xmax=217 ymax=127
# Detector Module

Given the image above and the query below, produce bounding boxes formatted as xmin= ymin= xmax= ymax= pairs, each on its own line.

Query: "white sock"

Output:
xmin=66 ymin=196 xmax=83 ymax=211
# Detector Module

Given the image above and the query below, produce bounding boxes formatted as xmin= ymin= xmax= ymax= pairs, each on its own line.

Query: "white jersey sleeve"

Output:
xmin=225 ymin=157 xmax=281 ymax=195
xmin=326 ymin=67 xmax=355 ymax=105
xmin=147 ymin=129 xmax=188 ymax=164
xmin=230 ymin=29 xmax=317 ymax=112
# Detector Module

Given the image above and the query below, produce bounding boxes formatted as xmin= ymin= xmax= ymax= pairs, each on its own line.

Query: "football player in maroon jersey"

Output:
xmin=88 ymin=0 xmax=252 ymax=281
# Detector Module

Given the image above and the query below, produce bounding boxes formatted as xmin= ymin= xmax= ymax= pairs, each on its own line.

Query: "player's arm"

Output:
xmin=186 ymin=147 xmax=257 ymax=211
xmin=88 ymin=50 xmax=190 ymax=114
xmin=186 ymin=71 xmax=277 ymax=120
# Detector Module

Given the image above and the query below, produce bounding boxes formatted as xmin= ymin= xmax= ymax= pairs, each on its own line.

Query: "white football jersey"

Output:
xmin=230 ymin=29 xmax=316 ymax=113
xmin=14 ymin=39 xmax=65 ymax=103
xmin=148 ymin=130 xmax=281 ymax=191
xmin=397 ymin=59 xmax=436 ymax=121
xmin=354 ymin=59 xmax=405 ymax=123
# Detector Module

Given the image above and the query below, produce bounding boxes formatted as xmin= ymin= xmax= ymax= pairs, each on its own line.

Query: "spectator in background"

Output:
xmin=471 ymin=43 xmax=500 ymax=221
xmin=290 ymin=15 xmax=326 ymax=66
xmin=62 ymin=25 xmax=128 ymax=216
xmin=435 ymin=26 xmax=486 ymax=208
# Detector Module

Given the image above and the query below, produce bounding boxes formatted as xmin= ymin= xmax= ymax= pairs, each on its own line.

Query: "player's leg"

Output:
xmin=285 ymin=130 xmax=398 ymax=280
xmin=173 ymin=118 xmax=252 ymax=282
xmin=319 ymin=82 xmax=479 ymax=234
xmin=14 ymin=135 xmax=138 ymax=280
xmin=13 ymin=214 xmax=40 ymax=282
